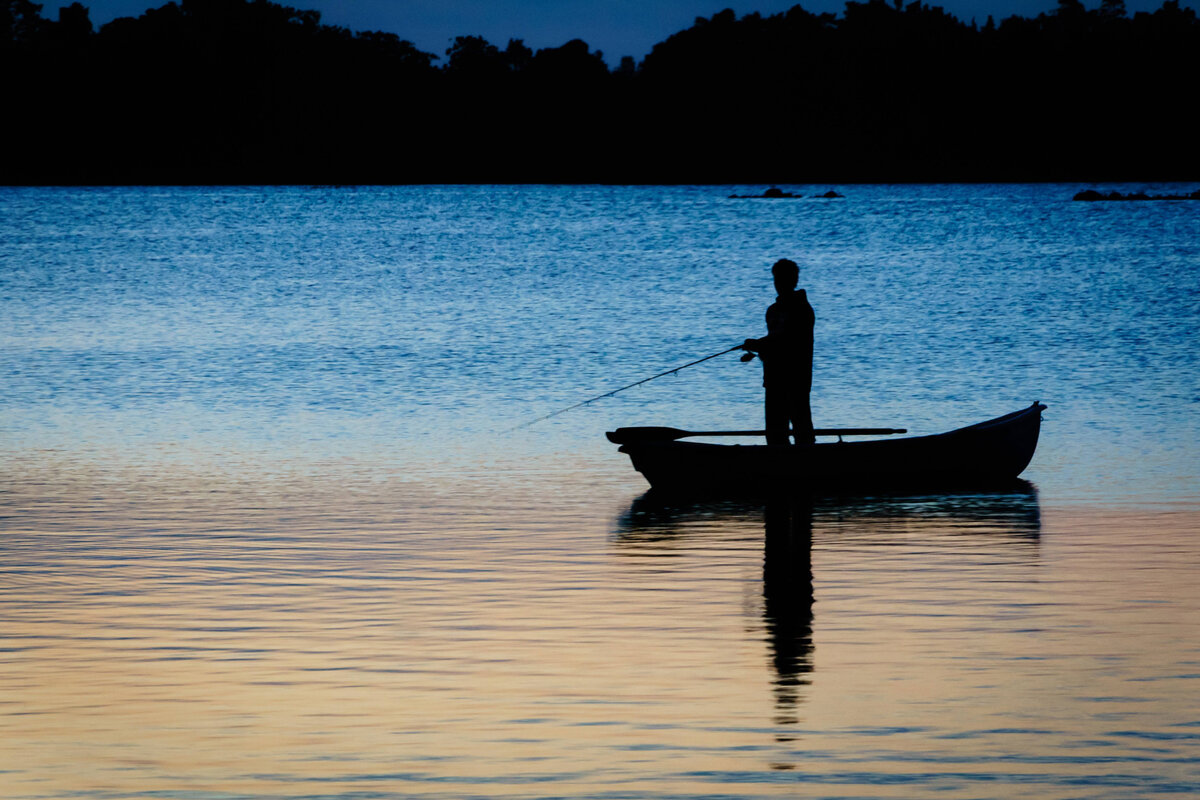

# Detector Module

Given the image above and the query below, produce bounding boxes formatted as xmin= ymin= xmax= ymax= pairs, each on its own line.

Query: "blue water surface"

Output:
xmin=1 ymin=184 xmax=1197 ymax=501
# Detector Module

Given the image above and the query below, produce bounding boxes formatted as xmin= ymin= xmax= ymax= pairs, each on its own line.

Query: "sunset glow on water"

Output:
xmin=2 ymin=185 xmax=1198 ymax=797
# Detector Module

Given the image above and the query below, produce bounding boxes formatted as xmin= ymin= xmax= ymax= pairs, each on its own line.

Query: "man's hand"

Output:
xmin=742 ymin=338 xmax=761 ymax=353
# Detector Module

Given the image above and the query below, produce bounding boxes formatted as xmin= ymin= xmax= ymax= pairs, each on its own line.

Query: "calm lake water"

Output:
xmin=2 ymin=184 xmax=1198 ymax=798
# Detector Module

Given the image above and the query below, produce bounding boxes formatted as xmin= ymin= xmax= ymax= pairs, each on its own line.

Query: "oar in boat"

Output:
xmin=606 ymin=426 xmax=907 ymax=444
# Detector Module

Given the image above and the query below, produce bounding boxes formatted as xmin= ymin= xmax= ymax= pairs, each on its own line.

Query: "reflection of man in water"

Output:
xmin=763 ymin=499 xmax=815 ymax=728
xmin=742 ymin=259 xmax=815 ymax=445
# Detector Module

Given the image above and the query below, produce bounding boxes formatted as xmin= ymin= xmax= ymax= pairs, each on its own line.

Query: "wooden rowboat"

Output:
xmin=608 ymin=402 xmax=1046 ymax=493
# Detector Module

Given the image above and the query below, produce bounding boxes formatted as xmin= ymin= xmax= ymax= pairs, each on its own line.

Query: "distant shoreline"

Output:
xmin=5 ymin=181 xmax=1200 ymax=190
xmin=3 ymin=0 xmax=1198 ymax=186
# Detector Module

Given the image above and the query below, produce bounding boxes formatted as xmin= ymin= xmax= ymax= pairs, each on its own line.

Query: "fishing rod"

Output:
xmin=517 ymin=343 xmax=749 ymax=429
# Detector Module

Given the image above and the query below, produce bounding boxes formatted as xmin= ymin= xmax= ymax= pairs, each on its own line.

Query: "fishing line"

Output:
xmin=515 ymin=343 xmax=745 ymax=429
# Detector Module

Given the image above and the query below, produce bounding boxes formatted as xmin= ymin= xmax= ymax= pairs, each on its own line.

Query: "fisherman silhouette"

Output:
xmin=742 ymin=259 xmax=815 ymax=446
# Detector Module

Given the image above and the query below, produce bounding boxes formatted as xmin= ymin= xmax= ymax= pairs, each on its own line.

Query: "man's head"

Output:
xmin=772 ymin=258 xmax=799 ymax=294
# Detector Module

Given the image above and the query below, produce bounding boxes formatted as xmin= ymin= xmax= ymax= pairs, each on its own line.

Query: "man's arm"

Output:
xmin=743 ymin=336 xmax=771 ymax=355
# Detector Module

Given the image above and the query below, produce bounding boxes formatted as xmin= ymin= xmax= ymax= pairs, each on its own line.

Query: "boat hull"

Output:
xmin=616 ymin=403 xmax=1045 ymax=493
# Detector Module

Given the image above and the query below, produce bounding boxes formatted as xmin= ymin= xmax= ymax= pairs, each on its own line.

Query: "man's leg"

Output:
xmin=790 ymin=383 xmax=815 ymax=445
xmin=765 ymin=383 xmax=791 ymax=446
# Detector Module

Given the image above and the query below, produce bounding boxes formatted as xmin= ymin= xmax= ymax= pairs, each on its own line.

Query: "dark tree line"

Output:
xmin=2 ymin=0 xmax=1197 ymax=183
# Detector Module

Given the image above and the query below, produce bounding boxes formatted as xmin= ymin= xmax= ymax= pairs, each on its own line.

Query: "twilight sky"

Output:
xmin=50 ymin=0 xmax=1198 ymax=63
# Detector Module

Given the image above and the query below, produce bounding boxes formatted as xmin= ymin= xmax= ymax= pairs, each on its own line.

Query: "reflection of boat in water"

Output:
xmin=610 ymin=402 xmax=1046 ymax=494
xmin=613 ymin=485 xmax=1040 ymax=729
xmin=616 ymin=482 xmax=1042 ymax=544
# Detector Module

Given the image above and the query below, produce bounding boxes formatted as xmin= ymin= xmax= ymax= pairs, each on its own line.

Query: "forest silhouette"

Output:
xmin=3 ymin=0 xmax=1197 ymax=183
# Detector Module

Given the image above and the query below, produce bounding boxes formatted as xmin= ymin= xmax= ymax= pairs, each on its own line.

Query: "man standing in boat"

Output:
xmin=742 ymin=259 xmax=815 ymax=446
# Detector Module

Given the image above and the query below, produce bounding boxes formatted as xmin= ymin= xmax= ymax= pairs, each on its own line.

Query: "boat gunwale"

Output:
xmin=617 ymin=401 xmax=1046 ymax=455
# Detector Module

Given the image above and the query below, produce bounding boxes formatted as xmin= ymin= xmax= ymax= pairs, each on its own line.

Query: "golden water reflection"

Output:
xmin=5 ymin=474 xmax=1199 ymax=799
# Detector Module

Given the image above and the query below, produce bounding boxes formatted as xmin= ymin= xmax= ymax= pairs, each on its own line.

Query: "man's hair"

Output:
xmin=772 ymin=258 xmax=799 ymax=283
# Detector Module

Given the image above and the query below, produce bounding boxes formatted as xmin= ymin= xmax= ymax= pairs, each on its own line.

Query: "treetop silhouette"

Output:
xmin=3 ymin=0 xmax=1196 ymax=183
